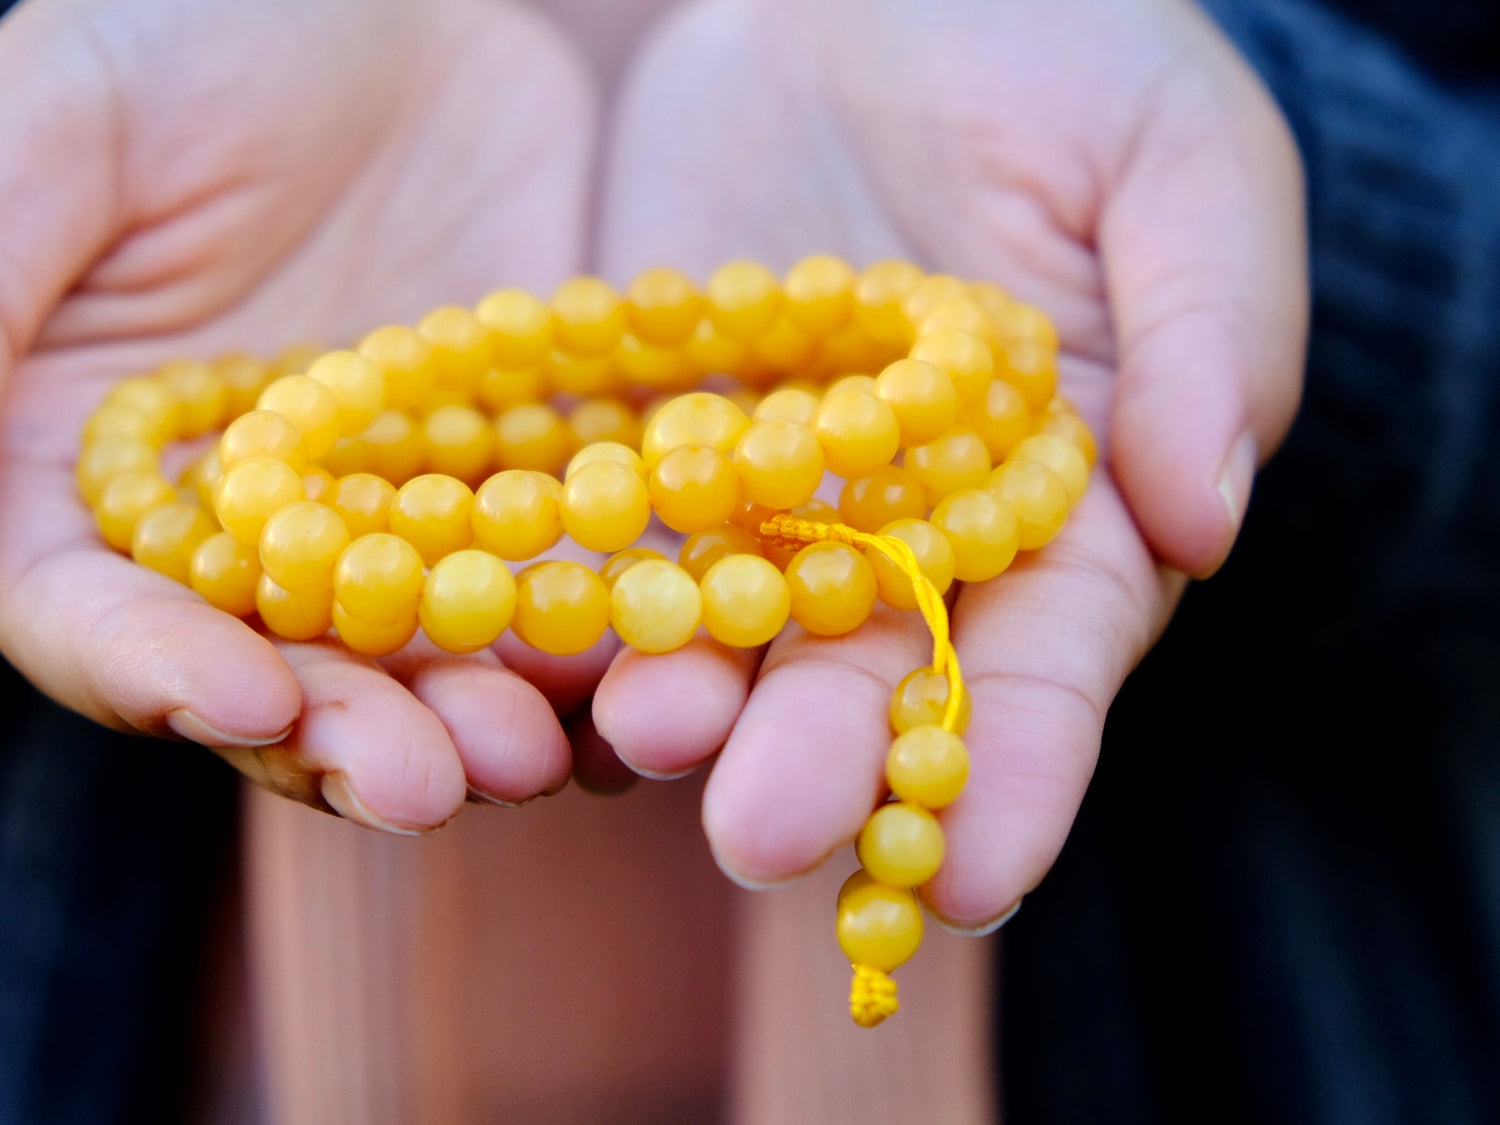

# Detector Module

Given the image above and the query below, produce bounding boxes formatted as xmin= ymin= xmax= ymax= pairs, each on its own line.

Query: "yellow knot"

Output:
xmin=849 ymin=964 xmax=899 ymax=1028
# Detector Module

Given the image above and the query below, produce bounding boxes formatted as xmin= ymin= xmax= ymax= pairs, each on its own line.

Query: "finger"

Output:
xmin=592 ymin=637 xmax=760 ymax=779
xmin=700 ymin=606 xmax=933 ymax=887
xmin=1101 ymin=13 xmax=1307 ymax=578
xmin=492 ymin=629 xmax=620 ymax=718
xmin=245 ymin=638 xmax=468 ymax=833
xmin=922 ymin=481 xmax=1178 ymax=930
xmin=381 ymin=639 xmax=571 ymax=806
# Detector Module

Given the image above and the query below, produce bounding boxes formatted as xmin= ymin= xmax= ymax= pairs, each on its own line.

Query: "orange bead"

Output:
xmin=569 ymin=398 xmax=642 ymax=450
xmin=784 ymin=541 xmax=877 ymax=636
xmin=255 ymin=575 xmax=333 ymax=641
xmin=1039 ymin=409 xmax=1098 ymax=468
xmin=494 ymin=403 xmax=574 ymax=475
xmin=889 ymin=667 xmax=971 ymax=735
xmin=158 ymin=359 xmax=229 ymax=437
xmin=599 ymin=547 xmax=664 ymax=590
xmin=472 ymin=470 xmax=563 ymax=561
xmin=306 ymin=350 xmax=384 ymax=435
xmin=559 ymin=459 xmax=651 ymax=553
xmin=548 ymin=348 xmax=620 ymax=397
xmin=333 ymin=601 xmax=419 ymax=656
xmin=512 ymin=560 xmax=610 ymax=655
xmin=700 ymin=553 xmax=791 ymax=647
xmin=476 ymin=365 xmax=547 ymax=413
xmin=390 ymin=474 xmax=474 ymax=565
xmin=132 ymin=501 xmax=218 ymax=584
xmin=219 ymin=410 xmax=308 ymax=472
xmin=1010 ymin=433 xmax=1090 ymax=505
xmin=360 ymin=410 xmax=426 ymax=485
xmin=997 ymin=338 xmax=1059 ymax=413
xmin=423 ymin=404 xmax=495 ymax=486
xmin=650 ymin=444 xmax=741 ymax=534
xmin=190 ymin=531 xmax=262 ymax=617
xmin=77 ymin=437 xmax=159 ymax=506
xmin=334 ymin=533 xmax=425 ymax=625
xmin=328 ymin=473 xmax=396 ymax=538
xmin=418 ymin=549 xmax=517 ymax=654
xmin=753 ymin=386 xmax=821 ymax=427
xmin=838 ymin=466 xmax=928 ymax=534
xmin=625 ymin=267 xmax=703 ymax=347
xmin=733 ymin=419 xmax=825 ymax=510
xmin=610 ymin=559 xmax=702 ymax=654
xmin=256 ymin=375 xmax=341 ymax=460
xmin=867 ymin=518 xmax=955 ymax=611
xmin=901 ymin=274 xmax=971 ymax=326
xmin=678 ymin=525 xmax=764 ymax=582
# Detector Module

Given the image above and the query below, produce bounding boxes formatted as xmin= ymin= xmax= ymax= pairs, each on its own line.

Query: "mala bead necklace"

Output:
xmin=75 ymin=256 xmax=1096 ymax=1027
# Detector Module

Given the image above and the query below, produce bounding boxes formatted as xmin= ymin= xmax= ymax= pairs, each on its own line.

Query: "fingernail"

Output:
xmin=1216 ymin=430 xmax=1258 ymax=540
xmin=466 ymin=784 xmax=534 ymax=808
xmin=321 ymin=772 xmax=435 ymax=836
xmin=932 ymin=898 xmax=1023 ymax=937
xmin=167 ymin=708 xmax=294 ymax=749
xmin=708 ymin=843 xmax=803 ymax=891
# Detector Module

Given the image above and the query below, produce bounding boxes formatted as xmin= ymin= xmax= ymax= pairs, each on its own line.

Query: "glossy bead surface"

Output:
xmin=990 ymin=460 xmax=1069 ymax=551
xmin=77 ymin=437 xmax=159 ymax=506
xmin=103 ymin=378 xmax=180 ymax=445
xmin=998 ymin=339 xmax=1058 ymax=412
xmin=908 ymin=330 xmax=994 ymax=408
xmin=476 ymin=288 xmax=552 ymax=366
xmin=906 ymin=428 xmax=992 ymax=503
xmin=219 ymin=410 xmax=308 ymax=472
xmin=306 ymin=350 xmax=384 ymax=435
xmin=853 ymin=260 xmax=923 ymax=345
xmin=1039 ymin=409 xmax=1098 ymax=468
xmin=783 ymin=254 xmax=855 ymax=335
xmin=358 ymin=324 xmax=436 ymax=411
xmin=856 ymin=802 xmax=946 ymax=887
xmin=565 ymin=441 xmax=645 ymax=481
xmin=875 ymin=359 xmax=959 ymax=447
xmin=733 ymin=419 xmax=825 ymax=510
xmin=610 ymin=559 xmax=702 ymax=654
xmin=215 ymin=458 xmax=306 ymax=546
xmin=494 ymin=403 xmax=574 ymax=475
xmin=158 ymin=360 xmax=228 ymax=436
xmin=190 ymin=531 xmax=262 ymax=617
xmin=132 ymin=501 xmax=218 ymax=584
xmin=472 ymin=470 xmax=563 ymax=561
xmin=706 ymin=260 xmax=781 ymax=341
xmin=931 ymin=488 xmax=1020 ymax=582
xmin=328 ymin=473 xmax=395 ymax=538
xmin=785 ymin=541 xmax=877 ymax=636
xmin=334 ymin=533 xmax=425 ymax=625
xmin=552 ymin=277 xmax=626 ymax=357
xmin=390 ymin=474 xmax=474 ymax=565
xmin=418 ymin=306 xmax=491 ymax=392
xmin=625 ymin=267 xmax=702 ymax=347
xmin=256 ymin=375 xmax=341 ymax=460
xmin=835 ymin=872 xmax=923 ymax=973
xmin=838 ymin=466 xmax=927 ymax=534
xmin=889 ymin=667 xmax=971 ymax=735
xmin=963 ymin=380 xmax=1033 ymax=462
xmin=258 ymin=501 xmax=350 ymax=593
xmin=868 ymin=518 xmax=955 ymax=611
xmin=753 ymin=387 xmax=821 ymax=427
xmin=886 ymin=725 xmax=970 ymax=809
xmin=255 ymin=575 xmax=333 ymax=641
xmin=641 ymin=392 xmax=750 ymax=469
xmin=678 ymin=525 xmax=764 ymax=582
xmin=599 ymin=547 xmax=664 ymax=590
xmin=568 ymin=398 xmax=642 ymax=450
xmin=423 ymin=404 xmax=495 ymax=485
xmin=513 ymin=560 xmax=610 ymax=655
xmin=333 ymin=601 xmax=419 ymax=656
xmin=650 ymin=444 xmax=740 ymax=534
xmin=1011 ymin=433 xmax=1089 ymax=505
xmin=700 ymin=553 xmax=790 ymax=648
xmin=814 ymin=391 xmax=902 ymax=480
xmin=419 ymin=549 xmax=517 ymax=653
xmin=560 ymin=460 xmax=651 ymax=553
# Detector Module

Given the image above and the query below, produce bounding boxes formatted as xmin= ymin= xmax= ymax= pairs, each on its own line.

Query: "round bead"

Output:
xmin=214 ymin=457 xmax=306 ymax=547
xmin=641 ymin=392 xmax=750 ymax=469
xmin=566 ymin=441 xmax=645 ymax=481
xmin=931 ymin=488 xmax=1020 ymax=582
xmin=548 ymin=348 xmax=619 ymax=396
xmin=216 ymin=353 xmax=271 ymax=417
xmin=418 ymin=306 xmax=492 ymax=392
xmin=552 ymin=277 xmax=626 ymax=357
xmin=389 ymin=474 xmax=474 ymax=565
xmin=783 ymin=254 xmax=855 ymax=335
xmin=103 ymin=377 xmax=181 ymax=445
xmin=219 ymin=410 xmax=308 ymax=472
xmin=916 ymin=300 xmax=998 ymax=347
xmin=784 ymin=541 xmax=877 ymax=636
xmin=625 ymin=267 xmax=703 ymax=347
xmin=358 ymin=324 xmax=437 ymax=412
xmin=835 ymin=872 xmax=923 ymax=973
xmin=1011 ymin=433 xmax=1090 ymax=505
xmin=494 ymin=403 xmax=574 ymax=475
xmin=258 ymin=501 xmax=350 ymax=593
xmin=706 ymin=260 xmax=782 ymax=341
xmin=475 ymin=365 xmax=546 ymax=413
xmin=569 ymin=398 xmax=642 ymax=450
xmin=901 ymin=274 xmax=971 ymax=325
xmin=190 ymin=531 xmax=262 ymax=617
xmin=813 ymin=391 xmax=902 ymax=480
xmin=875 ymin=359 xmax=958 ymax=447
xmin=853 ymin=260 xmax=924 ymax=345
xmin=650 ymin=444 xmax=741 ymax=534
xmin=332 ymin=601 xmax=418 ymax=656
xmin=889 ymin=667 xmax=971 ymax=735
xmin=856 ymin=802 xmax=946 ymax=887
xmin=700 ymin=553 xmax=790 ymax=648
xmin=560 ymin=459 xmax=651 ymax=553
xmin=610 ymin=559 xmax=702 ymax=654
xmin=753 ymin=387 xmax=821 ymax=427
xmin=886 ymin=725 xmax=970 ymax=809
xmin=998 ymin=338 xmax=1058 ymax=413
xmin=868 ymin=519 xmax=955 ymax=611
xmin=301 ymin=467 xmax=337 ymax=504
xmin=82 ymin=402 xmax=165 ymax=446
xmin=908 ymin=330 xmax=994 ymax=409
xmin=838 ymin=466 xmax=927 ymax=534
xmin=475 ymin=288 xmax=552 ymax=366
xmin=513 ymin=560 xmax=610 ymax=655
xmin=963 ymin=380 xmax=1033 ymax=462
xmin=733 ymin=419 xmax=825 ymax=510
xmin=906 ymin=427 xmax=992 ymax=503
xmin=255 ymin=575 xmax=333 ymax=641
xmin=599 ymin=547 xmax=664 ymax=590
xmin=191 ymin=449 xmax=225 ymax=511
xmin=306 ymin=350 xmax=384 ymax=435
xmin=334 ymin=533 xmax=425 ymax=625
xmin=131 ymin=501 xmax=218 ymax=584
xmin=77 ymin=437 xmax=159 ymax=506
xmin=999 ymin=300 xmax=1060 ymax=354
xmin=328 ymin=473 xmax=396 ymax=538
xmin=1039 ymin=409 xmax=1098 ymax=468
xmin=419 ymin=549 xmax=517 ymax=653
xmin=472 ymin=470 xmax=563 ymax=561
xmin=678 ymin=525 xmax=764 ymax=582
xmin=828 ymin=373 xmax=878 ymax=397
xmin=423 ymin=404 xmax=495 ymax=485
xmin=989 ymin=460 xmax=1069 ymax=551
xmin=157 ymin=359 xmax=228 ymax=436
xmin=256 ymin=375 xmax=341 ymax=460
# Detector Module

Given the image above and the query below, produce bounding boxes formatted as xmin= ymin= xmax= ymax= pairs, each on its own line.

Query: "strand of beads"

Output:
xmin=74 ymin=256 xmax=1095 ymax=1024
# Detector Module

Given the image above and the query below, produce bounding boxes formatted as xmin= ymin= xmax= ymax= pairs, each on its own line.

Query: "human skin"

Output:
xmin=593 ymin=0 xmax=1306 ymax=930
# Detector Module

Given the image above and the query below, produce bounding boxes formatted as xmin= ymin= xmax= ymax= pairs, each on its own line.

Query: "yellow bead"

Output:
xmin=785 ymin=541 xmax=877 ymax=636
xmin=906 ymin=427 xmax=992 ymax=503
xmin=853 ymin=260 xmax=924 ymax=345
xmin=494 ymin=403 xmax=574 ymax=475
xmin=599 ymin=547 xmax=665 ymax=590
xmin=916 ymin=300 xmax=998 ymax=348
xmin=157 ymin=359 xmax=229 ymax=436
xmin=931 ymin=487 xmax=1020 ymax=582
xmin=332 ymin=600 xmax=419 ymax=656
xmin=990 ymin=460 xmax=1069 ymax=551
xmin=868 ymin=518 xmax=955 ymax=611
xmin=625 ymin=267 xmax=703 ymax=347
xmin=998 ymin=338 xmax=1058 ymax=413
xmin=835 ymin=872 xmax=923 ymax=973
xmin=333 ymin=533 xmax=425 ymax=625
xmin=610 ymin=559 xmax=702 ymax=654
xmin=216 ymin=352 xmax=272 ymax=418
xmin=256 ymin=375 xmax=341 ymax=461
xmin=270 ymin=341 xmax=325 ymax=377
xmin=513 ymin=560 xmax=610 ymax=655
xmin=615 ymin=333 xmax=698 ymax=391
xmin=1011 ymin=433 xmax=1090 ymax=505
xmin=192 ymin=449 xmax=225 ymax=511
xmin=1039 ymin=409 xmax=1098 ymax=468
xmin=76 ymin=437 xmax=159 ymax=506
xmin=733 ymin=419 xmax=825 ymax=510
xmin=753 ymin=387 xmax=821 ymax=427
xmin=566 ymin=441 xmax=646 ymax=481
xmin=131 ymin=501 xmax=218 ymax=584
xmin=856 ymin=802 xmax=945 ymax=887
xmin=568 ymin=398 xmax=642 ymax=451
xmin=190 ymin=531 xmax=262 ymax=617
xmin=962 ymin=380 xmax=1033 ymax=462
xmin=306 ymin=350 xmax=385 ymax=435
xmin=818 ymin=323 xmax=895 ymax=382
xmin=640 ymin=392 xmax=750 ymax=469
xmin=219 ymin=410 xmax=308 ymax=472
xmin=81 ymin=403 xmax=164 ymax=446
xmin=889 ymin=667 xmax=971 ymax=735
xmin=813 ymin=391 xmax=902 ymax=480
xmin=838 ymin=466 xmax=928 ymax=534
xmin=559 ymin=459 xmax=651 ymax=553
xmin=301 ymin=467 xmax=337 ymax=504
xmin=255 ymin=575 xmax=333 ymax=642
xmin=683 ymin=319 xmax=758 ymax=383
xmin=748 ymin=314 xmax=818 ymax=372
xmin=967 ymin=281 xmax=1015 ymax=324
xmin=418 ymin=306 xmax=492 ymax=392
xmin=706 ymin=260 xmax=782 ymax=341
xmin=828 ymin=373 xmax=878 ymax=397
xmin=104 ymin=377 xmax=181 ymax=446
xmin=472 ymin=470 xmax=563 ymax=561
xmin=258 ymin=501 xmax=350 ymax=593
xmin=678 ymin=525 xmax=764 ymax=582
xmin=649 ymin=444 xmax=740 ymax=534
xmin=358 ymin=324 xmax=437 ymax=412
xmin=423 ymin=404 xmax=495 ymax=486
xmin=783 ymin=254 xmax=856 ymax=335
xmin=328 ymin=473 xmax=396 ymax=538
xmin=999 ymin=300 xmax=1060 ymax=355
xmin=700 ymin=553 xmax=790 ymax=648
xmin=319 ymin=437 xmax=367 ymax=478
xmin=214 ymin=458 xmax=306 ymax=547
xmin=475 ymin=366 xmax=545 ymax=415
xmin=548 ymin=348 xmax=620 ymax=396
xmin=886 ymin=725 xmax=970 ymax=809
xmin=901 ymin=274 xmax=971 ymax=325
xmin=908 ymin=329 xmax=995 ymax=408
xmin=360 ymin=410 xmax=427 ymax=485
xmin=419 ymin=549 xmax=517 ymax=654
xmin=875 ymin=359 xmax=958 ymax=447
xmin=390 ymin=474 xmax=474 ymax=565
xmin=476 ymin=288 xmax=553 ymax=367
xmin=551 ymin=277 xmax=626 ymax=357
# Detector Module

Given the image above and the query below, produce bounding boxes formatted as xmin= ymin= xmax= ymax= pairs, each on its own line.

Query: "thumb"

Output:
xmin=0 ymin=0 xmax=117 ymax=377
xmin=1101 ymin=15 xmax=1307 ymax=579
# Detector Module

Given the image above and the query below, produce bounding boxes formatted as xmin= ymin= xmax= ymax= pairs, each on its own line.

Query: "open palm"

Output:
xmin=595 ymin=0 xmax=1307 ymax=929
xmin=0 ymin=0 xmax=598 ymax=830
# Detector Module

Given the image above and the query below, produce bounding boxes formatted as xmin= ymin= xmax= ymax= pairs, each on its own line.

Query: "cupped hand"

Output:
xmin=0 ymin=0 xmax=597 ymax=830
xmin=595 ymin=0 xmax=1306 ymax=928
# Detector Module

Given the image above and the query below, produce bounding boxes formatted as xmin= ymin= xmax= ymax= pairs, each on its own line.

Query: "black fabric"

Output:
xmin=1002 ymin=2 xmax=1500 ymax=1122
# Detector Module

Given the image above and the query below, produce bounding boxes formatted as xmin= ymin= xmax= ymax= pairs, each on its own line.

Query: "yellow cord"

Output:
xmin=849 ymin=963 xmax=899 ymax=1027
